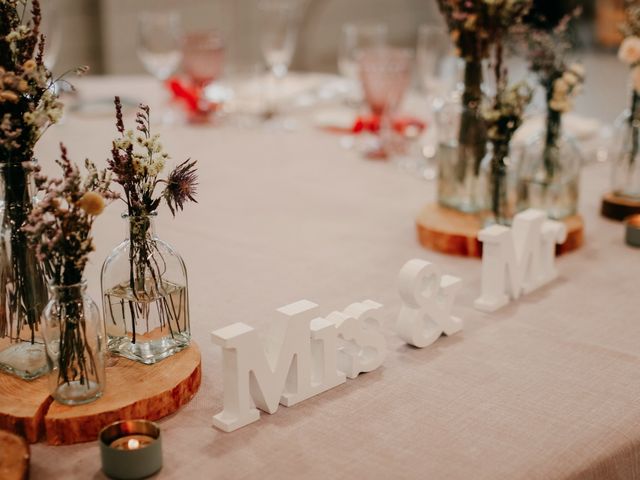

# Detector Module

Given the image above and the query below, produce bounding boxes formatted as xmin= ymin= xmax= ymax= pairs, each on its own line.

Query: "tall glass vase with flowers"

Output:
xmin=23 ymin=144 xmax=116 ymax=405
xmin=517 ymin=11 xmax=584 ymax=219
xmin=611 ymin=2 xmax=640 ymax=201
xmin=435 ymin=0 xmax=532 ymax=213
xmin=479 ymin=23 xmax=533 ymax=226
xmin=102 ymin=98 xmax=198 ymax=365
xmin=0 ymin=0 xmax=86 ymax=379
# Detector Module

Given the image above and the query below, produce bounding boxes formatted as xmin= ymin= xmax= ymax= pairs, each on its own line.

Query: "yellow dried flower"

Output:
xmin=0 ymin=91 xmax=19 ymax=103
xmin=17 ymin=79 xmax=28 ymax=92
xmin=78 ymin=191 xmax=105 ymax=216
xmin=23 ymin=59 xmax=36 ymax=73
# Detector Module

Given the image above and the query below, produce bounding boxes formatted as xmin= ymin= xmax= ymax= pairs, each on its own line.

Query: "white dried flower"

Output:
xmin=619 ymin=36 xmax=640 ymax=65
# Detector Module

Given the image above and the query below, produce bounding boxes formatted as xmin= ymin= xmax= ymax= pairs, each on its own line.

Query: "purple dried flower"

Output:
xmin=163 ymin=159 xmax=198 ymax=216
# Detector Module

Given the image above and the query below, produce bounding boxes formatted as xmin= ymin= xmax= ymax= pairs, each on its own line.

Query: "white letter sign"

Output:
xmin=396 ymin=259 xmax=463 ymax=348
xmin=211 ymin=299 xmax=386 ymax=432
xmin=474 ymin=209 xmax=567 ymax=312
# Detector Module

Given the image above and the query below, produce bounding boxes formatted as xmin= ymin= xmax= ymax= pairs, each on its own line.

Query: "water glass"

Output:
xmin=137 ymin=11 xmax=182 ymax=81
xmin=338 ymin=22 xmax=388 ymax=85
xmin=258 ymin=0 xmax=304 ymax=78
xmin=359 ymin=47 xmax=413 ymax=158
xmin=416 ymin=24 xmax=458 ymax=97
xmin=181 ymin=31 xmax=225 ymax=88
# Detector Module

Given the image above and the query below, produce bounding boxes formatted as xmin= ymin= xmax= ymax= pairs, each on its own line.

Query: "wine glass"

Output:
xmin=181 ymin=30 xmax=225 ymax=89
xmin=137 ymin=11 xmax=182 ymax=81
xmin=416 ymin=24 xmax=458 ymax=97
xmin=358 ymin=47 xmax=413 ymax=159
xmin=257 ymin=0 xmax=305 ymax=119
xmin=338 ymin=22 xmax=388 ymax=104
xmin=40 ymin=0 xmax=62 ymax=72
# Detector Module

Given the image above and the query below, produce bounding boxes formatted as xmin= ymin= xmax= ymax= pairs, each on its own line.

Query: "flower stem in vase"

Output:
xmin=543 ymin=94 xmax=562 ymax=183
xmin=458 ymin=58 xmax=487 ymax=180
xmin=630 ymin=89 xmax=639 ymax=168
xmin=490 ymin=141 xmax=509 ymax=224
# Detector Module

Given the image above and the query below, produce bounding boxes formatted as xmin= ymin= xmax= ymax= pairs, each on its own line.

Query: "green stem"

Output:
xmin=630 ymin=90 xmax=639 ymax=167
xmin=458 ymin=58 xmax=487 ymax=179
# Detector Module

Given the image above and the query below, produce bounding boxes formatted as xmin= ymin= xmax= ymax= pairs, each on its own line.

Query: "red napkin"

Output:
xmin=327 ymin=114 xmax=426 ymax=135
xmin=166 ymin=78 xmax=219 ymax=123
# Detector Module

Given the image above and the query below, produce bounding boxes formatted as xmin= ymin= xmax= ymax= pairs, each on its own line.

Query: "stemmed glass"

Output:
xmin=358 ymin=47 xmax=413 ymax=159
xmin=338 ymin=22 xmax=388 ymax=105
xmin=181 ymin=31 xmax=225 ymax=89
xmin=41 ymin=0 xmax=62 ymax=72
xmin=137 ymin=11 xmax=182 ymax=122
xmin=257 ymin=0 xmax=305 ymax=120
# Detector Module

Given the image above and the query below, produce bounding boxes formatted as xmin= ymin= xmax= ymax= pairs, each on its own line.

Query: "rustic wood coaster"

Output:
xmin=0 ymin=342 xmax=201 ymax=446
xmin=415 ymin=203 xmax=584 ymax=258
xmin=601 ymin=193 xmax=640 ymax=221
xmin=0 ymin=430 xmax=30 ymax=480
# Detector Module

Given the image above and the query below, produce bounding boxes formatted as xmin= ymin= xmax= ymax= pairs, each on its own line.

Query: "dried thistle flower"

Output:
xmin=108 ymin=97 xmax=198 ymax=218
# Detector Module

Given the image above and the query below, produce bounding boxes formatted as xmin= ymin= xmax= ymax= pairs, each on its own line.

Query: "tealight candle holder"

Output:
xmin=625 ymin=214 xmax=640 ymax=248
xmin=99 ymin=420 xmax=162 ymax=480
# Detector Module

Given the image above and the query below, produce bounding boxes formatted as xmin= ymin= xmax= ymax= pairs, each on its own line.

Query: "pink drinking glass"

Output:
xmin=358 ymin=47 xmax=412 ymax=158
xmin=181 ymin=30 xmax=225 ymax=89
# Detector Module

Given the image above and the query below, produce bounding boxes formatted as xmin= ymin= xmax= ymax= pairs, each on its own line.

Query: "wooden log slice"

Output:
xmin=416 ymin=203 xmax=584 ymax=258
xmin=601 ymin=193 xmax=640 ymax=221
xmin=0 ymin=430 xmax=30 ymax=480
xmin=0 ymin=374 xmax=51 ymax=443
xmin=44 ymin=342 xmax=201 ymax=445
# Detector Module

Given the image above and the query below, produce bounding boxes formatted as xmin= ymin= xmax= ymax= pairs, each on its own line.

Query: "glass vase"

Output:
xmin=0 ymin=161 xmax=49 ymax=380
xmin=479 ymin=140 xmax=519 ymax=226
xmin=610 ymin=90 xmax=640 ymax=200
xmin=436 ymin=58 xmax=487 ymax=213
xmin=101 ymin=214 xmax=190 ymax=364
xmin=42 ymin=281 xmax=105 ymax=405
xmin=517 ymin=111 xmax=581 ymax=220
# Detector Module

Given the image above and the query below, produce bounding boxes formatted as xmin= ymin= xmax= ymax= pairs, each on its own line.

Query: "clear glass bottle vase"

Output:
xmin=517 ymin=111 xmax=581 ymax=220
xmin=42 ymin=281 xmax=105 ymax=405
xmin=436 ymin=58 xmax=487 ymax=213
xmin=0 ymin=161 xmax=49 ymax=380
xmin=101 ymin=213 xmax=191 ymax=364
xmin=479 ymin=140 xmax=518 ymax=226
xmin=610 ymin=90 xmax=640 ymax=200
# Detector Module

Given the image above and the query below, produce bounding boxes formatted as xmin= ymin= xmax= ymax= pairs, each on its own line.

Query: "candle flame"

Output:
xmin=127 ymin=438 xmax=140 ymax=450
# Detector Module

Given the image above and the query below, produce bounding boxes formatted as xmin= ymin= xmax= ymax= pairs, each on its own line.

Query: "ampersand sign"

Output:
xmin=396 ymin=259 xmax=463 ymax=348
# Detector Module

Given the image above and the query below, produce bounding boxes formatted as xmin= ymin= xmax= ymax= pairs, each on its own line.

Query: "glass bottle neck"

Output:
xmin=48 ymin=281 xmax=87 ymax=302
xmin=124 ymin=214 xmax=157 ymax=242
xmin=0 ymin=161 xmax=38 ymax=207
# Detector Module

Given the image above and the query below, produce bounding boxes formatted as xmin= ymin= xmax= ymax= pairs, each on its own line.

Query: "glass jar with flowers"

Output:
xmin=0 ymin=0 xmax=84 ymax=379
xmin=480 ymin=81 xmax=533 ymax=226
xmin=23 ymin=145 xmax=116 ymax=405
xmin=101 ymin=98 xmax=198 ymax=365
xmin=611 ymin=3 xmax=640 ymax=201
xmin=517 ymin=13 xmax=584 ymax=219
xmin=435 ymin=0 xmax=532 ymax=213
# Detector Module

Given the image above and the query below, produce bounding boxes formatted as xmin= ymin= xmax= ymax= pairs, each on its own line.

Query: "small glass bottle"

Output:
xmin=610 ymin=89 xmax=640 ymax=200
xmin=479 ymin=140 xmax=519 ymax=226
xmin=42 ymin=281 xmax=105 ymax=405
xmin=517 ymin=130 xmax=581 ymax=220
xmin=101 ymin=213 xmax=190 ymax=365
xmin=0 ymin=161 xmax=49 ymax=380
xmin=436 ymin=58 xmax=487 ymax=213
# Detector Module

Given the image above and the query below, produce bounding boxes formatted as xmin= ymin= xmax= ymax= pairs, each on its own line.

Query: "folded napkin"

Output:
xmin=167 ymin=78 xmax=219 ymax=123
xmin=314 ymin=109 xmax=427 ymax=135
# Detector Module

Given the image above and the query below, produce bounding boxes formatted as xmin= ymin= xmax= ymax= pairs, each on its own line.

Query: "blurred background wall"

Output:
xmin=54 ymin=0 xmax=604 ymax=77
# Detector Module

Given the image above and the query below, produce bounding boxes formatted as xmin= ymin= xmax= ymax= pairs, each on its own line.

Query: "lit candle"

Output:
xmin=99 ymin=420 xmax=162 ymax=480
xmin=625 ymin=214 xmax=640 ymax=248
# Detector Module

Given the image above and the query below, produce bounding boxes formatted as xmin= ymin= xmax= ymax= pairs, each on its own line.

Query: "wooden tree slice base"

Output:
xmin=0 ymin=374 xmax=51 ymax=443
xmin=0 ymin=430 xmax=30 ymax=480
xmin=416 ymin=203 xmax=584 ymax=258
xmin=0 ymin=342 xmax=201 ymax=446
xmin=601 ymin=193 xmax=640 ymax=221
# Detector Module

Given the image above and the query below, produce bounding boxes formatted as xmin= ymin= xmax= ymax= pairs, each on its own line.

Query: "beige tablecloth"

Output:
xmin=27 ymin=75 xmax=640 ymax=480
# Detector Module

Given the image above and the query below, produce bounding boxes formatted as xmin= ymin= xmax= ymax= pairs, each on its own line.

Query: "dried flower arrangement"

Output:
xmin=618 ymin=1 xmax=640 ymax=167
xmin=436 ymin=0 xmax=533 ymax=176
xmin=518 ymin=9 xmax=585 ymax=180
xmin=105 ymin=97 xmax=197 ymax=347
xmin=23 ymin=144 xmax=116 ymax=389
xmin=0 ymin=0 xmax=85 ymax=375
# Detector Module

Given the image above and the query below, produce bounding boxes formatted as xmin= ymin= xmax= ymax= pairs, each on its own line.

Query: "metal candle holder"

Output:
xmin=99 ymin=420 xmax=162 ymax=480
